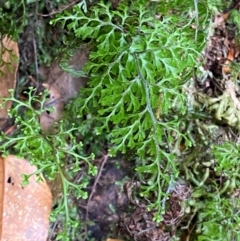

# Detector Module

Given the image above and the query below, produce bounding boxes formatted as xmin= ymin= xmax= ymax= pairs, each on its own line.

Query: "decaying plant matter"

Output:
xmin=40 ymin=47 xmax=89 ymax=132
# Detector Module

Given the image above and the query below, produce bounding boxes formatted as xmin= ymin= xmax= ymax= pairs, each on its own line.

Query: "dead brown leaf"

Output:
xmin=0 ymin=155 xmax=52 ymax=241
xmin=214 ymin=12 xmax=229 ymax=26
xmin=46 ymin=48 xmax=89 ymax=101
xmin=0 ymin=37 xmax=19 ymax=128
xmin=40 ymin=83 xmax=64 ymax=132
xmin=40 ymin=48 xmax=89 ymax=132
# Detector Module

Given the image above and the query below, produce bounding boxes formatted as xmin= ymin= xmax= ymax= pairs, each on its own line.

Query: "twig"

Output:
xmin=86 ymin=154 xmax=108 ymax=212
xmin=84 ymin=153 xmax=108 ymax=240
xmin=38 ymin=0 xmax=80 ymax=17
xmin=28 ymin=75 xmax=38 ymax=86
xmin=193 ymin=0 xmax=199 ymax=41
xmin=47 ymin=217 xmax=59 ymax=241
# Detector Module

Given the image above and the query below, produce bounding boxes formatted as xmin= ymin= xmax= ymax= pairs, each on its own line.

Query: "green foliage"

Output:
xmin=182 ymin=141 xmax=240 ymax=240
xmin=1 ymin=0 xmax=239 ymax=240
xmin=212 ymin=142 xmax=240 ymax=181
xmin=50 ymin=1 xmax=240 ymax=239
xmin=229 ymin=9 xmax=240 ymax=47
xmin=51 ymin=0 xmax=215 ymax=221
xmin=0 ymin=0 xmax=71 ymax=39
xmin=197 ymin=193 xmax=240 ymax=240
xmin=0 ymin=87 xmax=97 ymax=239
xmin=0 ymin=1 xmax=27 ymax=40
xmin=0 ymin=0 xmax=70 ymax=73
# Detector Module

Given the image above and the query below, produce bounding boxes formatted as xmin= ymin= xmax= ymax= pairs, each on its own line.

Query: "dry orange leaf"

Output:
xmin=0 ymin=155 xmax=52 ymax=241
xmin=223 ymin=47 xmax=235 ymax=74
xmin=0 ymin=36 xmax=19 ymax=128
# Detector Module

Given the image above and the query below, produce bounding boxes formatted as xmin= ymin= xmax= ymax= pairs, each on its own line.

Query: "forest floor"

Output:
xmin=2 ymin=1 xmax=240 ymax=241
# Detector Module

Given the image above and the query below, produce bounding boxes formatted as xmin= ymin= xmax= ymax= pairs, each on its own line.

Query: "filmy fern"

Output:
xmin=51 ymin=0 xmax=211 ymax=220
xmin=0 ymin=88 xmax=97 ymax=239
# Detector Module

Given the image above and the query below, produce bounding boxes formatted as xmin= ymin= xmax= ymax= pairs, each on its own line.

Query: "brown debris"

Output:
xmin=192 ymin=3 xmax=240 ymax=130
xmin=40 ymin=47 xmax=89 ymax=132
xmin=118 ymin=181 xmax=191 ymax=241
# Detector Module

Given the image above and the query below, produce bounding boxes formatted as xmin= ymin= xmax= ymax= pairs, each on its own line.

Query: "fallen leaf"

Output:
xmin=40 ymin=47 xmax=89 ymax=132
xmin=214 ymin=12 xmax=229 ymax=26
xmin=40 ymin=83 xmax=64 ymax=133
xmin=0 ymin=37 xmax=19 ymax=128
xmin=223 ymin=47 xmax=235 ymax=74
xmin=46 ymin=48 xmax=89 ymax=102
xmin=0 ymin=155 xmax=52 ymax=241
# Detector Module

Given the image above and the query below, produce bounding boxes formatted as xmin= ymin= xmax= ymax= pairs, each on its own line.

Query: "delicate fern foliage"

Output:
xmin=51 ymin=0 xmax=211 ymax=220
xmin=0 ymin=88 xmax=97 ymax=239
xmin=197 ymin=191 xmax=240 ymax=240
